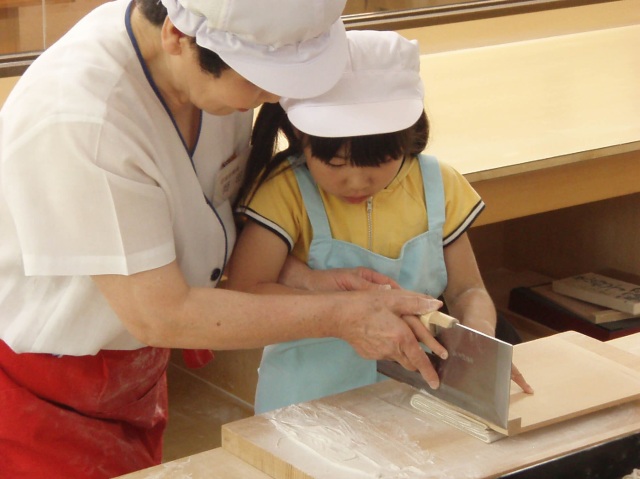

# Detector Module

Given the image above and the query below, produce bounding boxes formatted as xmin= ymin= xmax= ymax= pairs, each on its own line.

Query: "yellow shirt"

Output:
xmin=239 ymin=156 xmax=483 ymax=263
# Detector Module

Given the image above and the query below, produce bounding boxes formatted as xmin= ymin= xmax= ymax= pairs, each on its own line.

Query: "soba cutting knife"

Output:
xmin=377 ymin=311 xmax=513 ymax=431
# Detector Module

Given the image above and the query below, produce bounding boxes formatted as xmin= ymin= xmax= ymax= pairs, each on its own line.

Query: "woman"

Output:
xmin=0 ymin=0 xmax=441 ymax=477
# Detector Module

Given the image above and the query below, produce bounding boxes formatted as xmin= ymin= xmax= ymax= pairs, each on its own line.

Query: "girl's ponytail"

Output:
xmin=236 ymin=103 xmax=292 ymax=207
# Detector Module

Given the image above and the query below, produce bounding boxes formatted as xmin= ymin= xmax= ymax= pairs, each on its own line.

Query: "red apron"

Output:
xmin=182 ymin=348 xmax=214 ymax=368
xmin=0 ymin=340 xmax=170 ymax=479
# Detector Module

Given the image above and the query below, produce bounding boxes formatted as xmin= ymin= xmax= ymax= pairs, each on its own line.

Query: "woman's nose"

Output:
xmin=260 ymin=91 xmax=280 ymax=104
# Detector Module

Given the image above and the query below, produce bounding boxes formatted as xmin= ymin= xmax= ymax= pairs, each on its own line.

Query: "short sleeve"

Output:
xmin=2 ymin=117 xmax=176 ymax=276
xmin=440 ymin=161 xmax=484 ymax=246
xmin=237 ymin=166 xmax=311 ymax=259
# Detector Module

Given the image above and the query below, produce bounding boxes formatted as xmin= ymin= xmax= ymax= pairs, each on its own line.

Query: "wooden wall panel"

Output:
xmin=502 ymin=193 xmax=640 ymax=279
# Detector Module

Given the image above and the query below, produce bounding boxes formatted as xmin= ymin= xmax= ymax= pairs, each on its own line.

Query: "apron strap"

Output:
xmin=418 ymin=154 xmax=446 ymax=233
xmin=290 ymin=156 xmax=333 ymax=240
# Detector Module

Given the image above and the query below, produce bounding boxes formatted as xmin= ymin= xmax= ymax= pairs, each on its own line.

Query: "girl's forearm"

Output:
xmin=445 ymin=287 xmax=497 ymax=336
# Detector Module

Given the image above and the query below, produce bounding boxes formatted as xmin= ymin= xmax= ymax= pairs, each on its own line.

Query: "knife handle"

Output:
xmin=420 ymin=311 xmax=459 ymax=335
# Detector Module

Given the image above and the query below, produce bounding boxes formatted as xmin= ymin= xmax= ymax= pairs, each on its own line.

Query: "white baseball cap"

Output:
xmin=281 ymin=30 xmax=424 ymax=137
xmin=161 ymin=0 xmax=348 ymax=99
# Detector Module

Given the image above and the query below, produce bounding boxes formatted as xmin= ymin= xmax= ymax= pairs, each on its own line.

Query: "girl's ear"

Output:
xmin=160 ymin=17 xmax=186 ymax=55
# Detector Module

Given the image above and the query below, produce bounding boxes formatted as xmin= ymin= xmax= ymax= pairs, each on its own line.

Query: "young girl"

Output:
xmin=227 ymin=30 xmax=530 ymax=414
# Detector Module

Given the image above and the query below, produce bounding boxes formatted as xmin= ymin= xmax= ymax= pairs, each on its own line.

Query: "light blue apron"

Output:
xmin=254 ymin=154 xmax=448 ymax=414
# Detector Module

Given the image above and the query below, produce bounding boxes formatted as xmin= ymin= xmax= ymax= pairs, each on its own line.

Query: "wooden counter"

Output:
xmin=412 ymin=23 xmax=640 ymax=226
xmin=609 ymin=333 xmax=640 ymax=357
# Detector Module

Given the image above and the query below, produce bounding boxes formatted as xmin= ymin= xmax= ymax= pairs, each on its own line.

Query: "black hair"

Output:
xmin=237 ymin=102 xmax=429 ymax=207
xmin=133 ymin=0 xmax=230 ymax=77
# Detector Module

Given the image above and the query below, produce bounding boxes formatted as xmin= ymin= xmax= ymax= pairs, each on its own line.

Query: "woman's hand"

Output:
xmin=333 ymin=289 xmax=444 ymax=390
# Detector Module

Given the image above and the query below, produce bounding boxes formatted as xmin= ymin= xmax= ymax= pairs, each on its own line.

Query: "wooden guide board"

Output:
xmin=222 ymin=331 xmax=640 ymax=478
xmin=507 ymin=331 xmax=640 ymax=434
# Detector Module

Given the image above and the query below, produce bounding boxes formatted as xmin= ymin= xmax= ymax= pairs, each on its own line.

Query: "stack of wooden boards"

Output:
xmin=509 ymin=269 xmax=640 ymax=340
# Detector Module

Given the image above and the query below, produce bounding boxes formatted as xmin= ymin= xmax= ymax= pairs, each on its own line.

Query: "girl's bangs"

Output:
xmin=307 ymin=133 xmax=405 ymax=167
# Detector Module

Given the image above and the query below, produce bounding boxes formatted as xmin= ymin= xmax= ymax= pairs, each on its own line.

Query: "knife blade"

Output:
xmin=377 ymin=311 xmax=513 ymax=431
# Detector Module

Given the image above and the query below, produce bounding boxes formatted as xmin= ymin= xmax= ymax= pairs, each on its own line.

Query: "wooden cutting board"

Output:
xmin=222 ymin=331 xmax=640 ymax=478
xmin=114 ymin=448 xmax=272 ymax=479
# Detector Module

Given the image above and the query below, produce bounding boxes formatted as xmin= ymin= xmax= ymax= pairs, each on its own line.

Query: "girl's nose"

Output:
xmin=344 ymin=170 xmax=370 ymax=190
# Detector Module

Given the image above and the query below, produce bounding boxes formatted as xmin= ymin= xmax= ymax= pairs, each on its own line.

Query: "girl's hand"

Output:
xmin=279 ymin=254 xmax=401 ymax=292
xmin=303 ymin=267 xmax=402 ymax=292
xmin=512 ymin=363 xmax=534 ymax=394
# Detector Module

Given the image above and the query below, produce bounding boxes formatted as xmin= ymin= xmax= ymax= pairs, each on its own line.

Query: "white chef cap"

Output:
xmin=160 ymin=0 xmax=348 ymax=99
xmin=281 ymin=30 xmax=424 ymax=136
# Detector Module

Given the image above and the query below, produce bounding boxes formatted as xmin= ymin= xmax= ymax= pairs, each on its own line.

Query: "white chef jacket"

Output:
xmin=0 ymin=0 xmax=252 ymax=355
